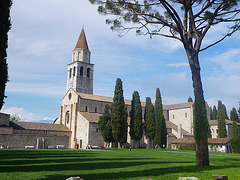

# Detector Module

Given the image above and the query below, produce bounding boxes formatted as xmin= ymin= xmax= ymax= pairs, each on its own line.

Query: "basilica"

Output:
xmin=53 ymin=28 xmax=211 ymax=149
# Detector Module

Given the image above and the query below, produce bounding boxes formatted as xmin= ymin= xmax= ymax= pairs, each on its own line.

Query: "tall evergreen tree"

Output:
xmin=144 ymin=97 xmax=155 ymax=148
xmin=111 ymin=78 xmax=127 ymax=148
xmin=232 ymin=121 xmax=239 ymax=138
xmin=130 ymin=91 xmax=143 ymax=148
xmin=98 ymin=104 xmax=114 ymax=146
xmin=230 ymin=121 xmax=240 ymax=153
xmin=212 ymin=106 xmax=217 ymax=120
xmin=188 ymin=97 xmax=193 ymax=102
xmin=217 ymin=100 xmax=228 ymax=120
xmin=120 ymin=105 xmax=128 ymax=146
xmin=230 ymin=108 xmax=239 ymax=122
xmin=0 ymin=0 xmax=12 ymax=110
xmin=217 ymin=108 xmax=227 ymax=138
xmin=154 ymin=88 xmax=166 ymax=148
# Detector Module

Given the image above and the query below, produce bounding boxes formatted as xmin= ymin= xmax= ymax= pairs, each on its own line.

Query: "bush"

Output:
xmin=178 ymin=144 xmax=196 ymax=151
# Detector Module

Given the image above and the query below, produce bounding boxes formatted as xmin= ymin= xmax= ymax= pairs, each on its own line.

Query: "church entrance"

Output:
xmin=80 ymin=140 xmax=82 ymax=149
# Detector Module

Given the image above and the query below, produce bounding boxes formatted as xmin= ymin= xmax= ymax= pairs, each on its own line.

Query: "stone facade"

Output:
xmin=0 ymin=114 xmax=71 ymax=149
xmin=0 ymin=112 xmax=10 ymax=126
xmin=66 ymin=29 xmax=94 ymax=94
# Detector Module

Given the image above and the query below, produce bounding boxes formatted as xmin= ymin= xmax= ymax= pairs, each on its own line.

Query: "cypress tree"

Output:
xmin=120 ymin=105 xmax=128 ymax=146
xmin=144 ymin=97 xmax=155 ymax=148
xmin=98 ymin=104 xmax=113 ymax=146
xmin=111 ymin=78 xmax=127 ymax=148
xmin=232 ymin=121 xmax=239 ymax=138
xmin=230 ymin=108 xmax=239 ymax=122
xmin=0 ymin=0 xmax=12 ymax=110
xmin=130 ymin=91 xmax=143 ymax=148
xmin=217 ymin=100 xmax=228 ymax=120
xmin=212 ymin=105 xmax=217 ymax=120
xmin=154 ymin=88 xmax=165 ymax=148
xmin=217 ymin=108 xmax=227 ymax=138
xmin=230 ymin=121 xmax=240 ymax=153
xmin=188 ymin=97 xmax=193 ymax=102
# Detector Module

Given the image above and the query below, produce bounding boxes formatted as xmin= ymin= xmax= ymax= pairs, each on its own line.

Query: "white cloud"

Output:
xmin=1 ymin=107 xmax=54 ymax=123
xmin=167 ymin=62 xmax=189 ymax=68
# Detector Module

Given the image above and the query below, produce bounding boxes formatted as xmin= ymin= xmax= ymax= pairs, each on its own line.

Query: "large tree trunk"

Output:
xmin=187 ymin=49 xmax=209 ymax=166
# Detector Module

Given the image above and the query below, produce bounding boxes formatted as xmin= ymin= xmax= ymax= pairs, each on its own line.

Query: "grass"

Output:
xmin=1 ymin=149 xmax=240 ymax=180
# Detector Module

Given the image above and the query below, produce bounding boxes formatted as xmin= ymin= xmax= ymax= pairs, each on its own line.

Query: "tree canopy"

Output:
xmin=230 ymin=108 xmax=239 ymax=122
xmin=144 ymin=97 xmax=155 ymax=141
xmin=0 ymin=0 xmax=12 ymax=110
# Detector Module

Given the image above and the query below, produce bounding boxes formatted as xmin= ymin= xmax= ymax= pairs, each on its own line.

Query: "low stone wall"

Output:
xmin=0 ymin=113 xmax=10 ymax=126
xmin=0 ymin=134 xmax=69 ymax=149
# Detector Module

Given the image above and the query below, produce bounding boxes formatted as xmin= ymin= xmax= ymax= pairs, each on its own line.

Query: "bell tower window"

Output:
xmin=73 ymin=67 xmax=76 ymax=76
xmin=78 ymin=52 xmax=81 ymax=60
xmin=87 ymin=68 xmax=90 ymax=78
xmin=69 ymin=68 xmax=72 ymax=78
xmin=80 ymin=66 xmax=83 ymax=76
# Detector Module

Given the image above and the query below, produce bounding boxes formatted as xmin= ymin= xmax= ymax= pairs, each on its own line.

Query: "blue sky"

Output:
xmin=1 ymin=0 xmax=240 ymax=123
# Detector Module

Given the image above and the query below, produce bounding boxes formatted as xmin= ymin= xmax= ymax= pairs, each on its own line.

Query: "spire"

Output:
xmin=74 ymin=28 xmax=89 ymax=50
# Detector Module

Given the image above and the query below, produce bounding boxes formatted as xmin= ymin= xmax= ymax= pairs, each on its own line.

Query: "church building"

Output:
xmin=54 ymin=28 xmax=210 ymax=149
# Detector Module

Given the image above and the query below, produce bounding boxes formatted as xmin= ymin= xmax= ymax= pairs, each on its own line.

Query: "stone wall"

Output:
xmin=88 ymin=122 xmax=104 ymax=147
xmin=0 ymin=113 xmax=10 ymax=126
xmin=0 ymin=134 xmax=69 ymax=149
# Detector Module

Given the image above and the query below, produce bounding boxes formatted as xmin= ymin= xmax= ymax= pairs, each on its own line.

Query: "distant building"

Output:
xmin=0 ymin=112 xmax=70 ymax=149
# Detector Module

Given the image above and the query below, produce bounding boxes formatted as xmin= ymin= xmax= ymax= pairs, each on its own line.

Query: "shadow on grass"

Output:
xmin=37 ymin=164 xmax=235 ymax=180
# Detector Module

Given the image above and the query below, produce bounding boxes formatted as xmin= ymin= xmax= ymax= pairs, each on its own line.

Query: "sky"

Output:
xmin=1 ymin=0 xmax=240 ymax=123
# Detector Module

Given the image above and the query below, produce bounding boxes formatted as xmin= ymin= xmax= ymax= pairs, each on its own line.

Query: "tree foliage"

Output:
xmin=217 ymin=100 xmax=228 ymax=120
xmin=0 ymin=0 xmax=12 ymax=110
xmin=154 ymin=88 xmax=166 ymax=148
xmin=9 ymin=114 xmax=21 ymax=122
xmin=130 ymin=91 xmax=143 ymax=142
xmin=98 ymin=104 xmax=114 ymax=143
xmin=230 ymin=108 xmax=239 ymax=122
xmin=211 ymin=105 xmax=218 ymax=120
xmin=144 ymin=97 xmax=155 ymax=141
xmin=217 ymin=107 xmax=227 ymax=138
xmin=89 ymin=0 xmax=240 ymax=166
xmin=188 ymin=97 xmax=193 ymax=102
xmin=111 ymin=78 xmax=127 ymax=144
xmin=230 ymin=121 xmax=240 ymax=153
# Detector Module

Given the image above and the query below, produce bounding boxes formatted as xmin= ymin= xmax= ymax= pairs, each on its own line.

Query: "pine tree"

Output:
xmin=0 ymin=0 xmax=12 ymax=110
xmin=144 ymin=97 xmax=155 ymax=148
xmin=212 ymin=105 xmax=217 ymax=120
xmin=111 ymin=78 xmax=127 ymax=148
xmin=130 ymin=91 xmax=143 ymax=148
xmin=230 ymin=108 xmax=239 ymax=122
xmin=154 ymin=88 xmax=166 ymax=148
xmin=98 ymin=104 xmax=114 ymax=146
xmin=188 ymin=97 xmax=193 ymax=102
xmin=217 ymin=108 xmax=227 ymax=138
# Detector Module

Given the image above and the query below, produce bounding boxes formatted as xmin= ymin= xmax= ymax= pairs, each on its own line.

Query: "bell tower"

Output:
xmin=66 ymin=28 xmax=94 ymax=94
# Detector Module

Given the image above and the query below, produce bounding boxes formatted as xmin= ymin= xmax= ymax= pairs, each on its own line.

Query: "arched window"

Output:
xmin=73 ymin=67 xmax=76 ymax=76
xmin=80 ymin=66 xmax=83 ymax=76
xmin=73 ymin=53 xmax=75 ymax=61
xmin=85 ymin=106 xmax=88 ymax=112
xmin=69 ymin=68 xmax=72 ymax=78
xmin=65 ymin=111 xmax=70 ymax=124
xmin=173 ymin=114 xmax=174 ymax=119
xmin=185 ymin=113 xmax=187 ymax=118
xmin=95 ymin=107 xmax=97 ymax=113
xmin=87 ymin=68 xmax=90 ymax=78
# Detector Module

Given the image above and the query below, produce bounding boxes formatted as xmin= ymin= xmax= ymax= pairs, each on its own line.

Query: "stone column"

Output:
xmin=36 ymin=138 xmax=40 ymax=149
xmin=178 ymin=124 xmax=182 ymax=139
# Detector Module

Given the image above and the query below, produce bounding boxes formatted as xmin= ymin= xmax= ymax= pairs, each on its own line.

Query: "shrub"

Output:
xmin=178 ymin=144 xmax=196 ymax=151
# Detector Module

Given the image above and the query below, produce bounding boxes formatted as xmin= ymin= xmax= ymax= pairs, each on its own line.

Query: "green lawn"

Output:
xmin=1 ymin=149 xmax=240 ymax=180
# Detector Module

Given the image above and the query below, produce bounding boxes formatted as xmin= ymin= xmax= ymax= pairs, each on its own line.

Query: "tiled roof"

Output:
xmin=76 ymin=91 xmax=146 ymax=107
xmin=208 ymin=120 xmax=240 ymax=126
xmin=163 ymin=102 xmax=194 ymax=110
xmin=79 ymin=112 xmax=102 ymax=123
xmin=75 ymin=29 xmax=89 ymax=50
xmin=9 ymin=121 xmax=70 ymax=132
xmin=171 ymin=138 xmax=230 ymax=145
